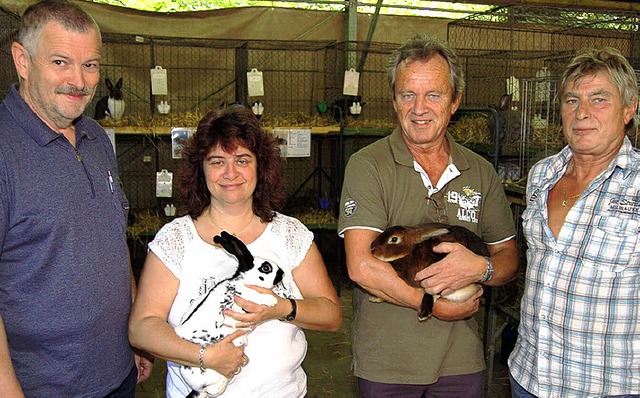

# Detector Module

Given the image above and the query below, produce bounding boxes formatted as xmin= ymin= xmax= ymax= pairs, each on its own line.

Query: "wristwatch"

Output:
xmin=281 ymin=298 xmax=297 ymax=322
xmin=480 ymin=256 xmax=494 ymax=283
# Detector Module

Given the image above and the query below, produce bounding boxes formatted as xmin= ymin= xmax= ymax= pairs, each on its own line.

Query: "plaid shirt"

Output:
xmin=509 ymin=137 xmax=640 ymax=397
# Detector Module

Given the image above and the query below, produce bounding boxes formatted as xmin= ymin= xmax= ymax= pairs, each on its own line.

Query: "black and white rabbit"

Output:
xmin=177 ymin=231 xmax=284 ymax=398
xmin=94 ymin=78 xmax=125 ymax=120
xmin=370 ymin=222 xmax=488 ymax=321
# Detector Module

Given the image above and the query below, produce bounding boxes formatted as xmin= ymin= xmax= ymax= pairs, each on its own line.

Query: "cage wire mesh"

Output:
xmin=94 ymin=34 xmax=241 ymax=123
xmin=448 ymin=5 xmax=639 ymax=109
xmin=323 ymin=41 xmax=397 ymax=128
xmin=517 ymin=74 xmax=640 ymax=184
xmin=0 ymin=7 xmax=19 ymax=99
xmin=516 ymin=76 xmax=563 ymax=181
xmin=447 ymin=3 xmax=640 ymax=191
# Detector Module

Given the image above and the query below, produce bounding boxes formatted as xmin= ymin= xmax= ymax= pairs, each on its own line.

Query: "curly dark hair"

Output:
xmin=176 ymin=105 xmax=286 ymax=222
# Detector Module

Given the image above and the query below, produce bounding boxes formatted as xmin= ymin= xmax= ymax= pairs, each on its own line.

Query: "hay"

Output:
xmin=294 ymin=209 xmax=337 ymax=226
xmin=448 ymin=116 xmax=492 ymax=145
xmin=127 ymin=210 xmax=164 ymax=242
xmin=99 ymin=110 xmax=207 ymax=128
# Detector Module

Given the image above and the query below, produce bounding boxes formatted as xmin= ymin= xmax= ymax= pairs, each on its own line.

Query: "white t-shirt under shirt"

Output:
xmin=148 ymin=212 xmax=314 ymax=398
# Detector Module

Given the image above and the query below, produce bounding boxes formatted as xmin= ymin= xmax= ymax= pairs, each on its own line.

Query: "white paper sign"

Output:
xmin=247 ymin=68 xmax=264 ymax=97
xmin=156 ymin=169 xmax=173 ymax=198
xmin=343 ymin=68 xmax=360 ymax=96
xmin=150 ymin=66 xmax=168 ymax=96
xmin=272 ymin=128 xmax=311 ymax=158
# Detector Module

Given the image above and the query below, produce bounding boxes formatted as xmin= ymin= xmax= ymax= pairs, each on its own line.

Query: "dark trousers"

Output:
xmin=357 ymin=371 xmax=485 ymax=398
xmin=104 ymin=365 xmax=138 ymax=398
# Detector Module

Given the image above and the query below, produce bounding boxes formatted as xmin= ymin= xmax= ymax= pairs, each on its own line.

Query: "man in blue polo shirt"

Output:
xmin=0 ymin=1 xmax=152 ymax=396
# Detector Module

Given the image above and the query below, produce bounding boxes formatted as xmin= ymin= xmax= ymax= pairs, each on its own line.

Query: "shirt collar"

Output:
xmin=389 ymin=126 xmax=469 ymax=170
xmin=5 ymin=84 xmax=96 ymax=147
xmin=611 ymin=136 xmax=640 ymax=179
xmin=543 ymin=136 xmax=639 ymax=187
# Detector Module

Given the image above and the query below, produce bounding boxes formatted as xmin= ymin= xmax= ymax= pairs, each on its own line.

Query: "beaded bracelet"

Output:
xmin=199 ymin=344 xmax=208 ymax=374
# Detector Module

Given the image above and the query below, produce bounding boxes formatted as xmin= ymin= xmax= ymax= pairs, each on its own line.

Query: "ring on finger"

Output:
xmin=248 ymin=321 xmax=253 ymax=329
xmin=241 ymin=355 xmax=248 ymax=366
xmin=234 ymin=367 xmax=241 ymax=375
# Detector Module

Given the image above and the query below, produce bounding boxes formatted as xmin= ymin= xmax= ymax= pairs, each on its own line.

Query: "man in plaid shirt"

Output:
xmin=509 ymin=47 xmax=640 ymax=397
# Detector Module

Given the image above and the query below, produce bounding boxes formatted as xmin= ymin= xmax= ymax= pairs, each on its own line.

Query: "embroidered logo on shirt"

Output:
xmin=446 ymin=186 xmax=481 ymax=224
xmin=343 ymin=199 xmax=357 ymax=218
xmin=609 ymin=197 xmax=640 ymax=216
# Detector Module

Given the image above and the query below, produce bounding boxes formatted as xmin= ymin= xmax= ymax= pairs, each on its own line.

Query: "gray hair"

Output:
xmin=387 ymin=33 xmax=464 ymax=101
xmin=559 ymin=47 xmax=638 ymax=135
xmin=18 ymin=0 xmax=101 ymax=58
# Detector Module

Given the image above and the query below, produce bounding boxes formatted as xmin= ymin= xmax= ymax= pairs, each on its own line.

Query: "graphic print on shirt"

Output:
xmin=609 ymin=196 xmax=640 ymax=217
xmin=446 ymin=186 xmax=481 ymax=224
xmin=343 ymin=199 xmax=357 ymax=218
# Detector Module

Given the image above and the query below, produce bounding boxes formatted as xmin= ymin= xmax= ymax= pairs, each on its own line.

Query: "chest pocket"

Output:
xmin=581 ymin=216 xmax=640 ymax=272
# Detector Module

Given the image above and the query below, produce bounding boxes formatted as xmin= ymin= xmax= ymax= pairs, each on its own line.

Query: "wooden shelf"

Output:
xmin=107 ymin=125 xmax=344 ymax=136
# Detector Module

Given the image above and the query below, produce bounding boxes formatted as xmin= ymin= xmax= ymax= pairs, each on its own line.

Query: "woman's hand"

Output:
xmin=205 ymin=329 xmax=249 ymax=378
xmin=223 ymin=285 xmax=288 ymax=328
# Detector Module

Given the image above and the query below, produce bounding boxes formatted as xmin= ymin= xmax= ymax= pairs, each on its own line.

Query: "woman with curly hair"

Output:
xmin=129 ymin=105 xmax=341 ymax=397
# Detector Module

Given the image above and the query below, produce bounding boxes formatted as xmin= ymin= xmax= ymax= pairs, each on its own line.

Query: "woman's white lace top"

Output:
xmin=148 ymin=212 xmax=314 ymax=398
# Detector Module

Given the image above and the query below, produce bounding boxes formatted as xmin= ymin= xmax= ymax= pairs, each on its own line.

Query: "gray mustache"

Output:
xmin=56 ymin=86 xmax=91 ymax=96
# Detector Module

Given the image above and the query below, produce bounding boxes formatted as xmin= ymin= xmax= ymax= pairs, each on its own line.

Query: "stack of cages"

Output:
xmin=448 ymin=5 xmax=639 ymax=313
xmin=448 ymin=5 xmax=638 ymax=192
xmin=321 ymin=40 xmax=399 ymax=206
xmin=94 ymin=33 xmax=341 ymax=230
xmin=323 ymin=41 xmax=398 ymax=130
xmin=0 ymin=7 xmax=19 ymax=100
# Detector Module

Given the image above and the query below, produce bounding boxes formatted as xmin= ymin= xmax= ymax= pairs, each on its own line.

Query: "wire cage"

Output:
xmin=0 ymin=7 xmax=19 ymax=98
xmin=448 ymin=5 xmax=639 ymax=109
xmin=95 ymin=34 xmax=338 ymax=123
xmin=517 ymin=74 xmax=640 ymax=183
xmin=322 ymin=41 xmax=398 ymax=128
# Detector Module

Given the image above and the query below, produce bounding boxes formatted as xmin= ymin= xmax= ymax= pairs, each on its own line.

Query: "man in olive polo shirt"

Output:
xmin=338 ymin=34 xmax=519 ymax=397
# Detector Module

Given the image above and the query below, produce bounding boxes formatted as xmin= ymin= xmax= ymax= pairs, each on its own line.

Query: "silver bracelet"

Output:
xmin=199 ymin=344 xmax=208 ymax=374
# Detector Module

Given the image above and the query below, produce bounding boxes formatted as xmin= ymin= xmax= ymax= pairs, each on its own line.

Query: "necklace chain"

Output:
xmin=208 ymin=211 xmax=255 ymax=236
xmin=561 ymin=178 xmax=582 ymax=207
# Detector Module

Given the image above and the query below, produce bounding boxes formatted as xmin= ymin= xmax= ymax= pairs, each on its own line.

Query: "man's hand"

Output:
xmin=134 ymin=348 xmax=155 ymax=384
xmin=430 ymin=287 xmax=483 ymax=321
xmin=415 ymin=242 xmax=486 ymax=296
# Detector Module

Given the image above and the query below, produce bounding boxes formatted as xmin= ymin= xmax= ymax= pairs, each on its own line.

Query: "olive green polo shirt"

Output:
xmin=338 ymin=127 xmax=516 ymax=384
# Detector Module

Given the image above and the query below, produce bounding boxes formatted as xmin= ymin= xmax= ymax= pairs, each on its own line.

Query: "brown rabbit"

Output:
xmin=370 ymin=222 xmax=489 ymax=321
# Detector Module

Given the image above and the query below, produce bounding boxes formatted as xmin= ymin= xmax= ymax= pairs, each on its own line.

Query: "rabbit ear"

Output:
xmin=116 ymin=78 xmax=123 ymax=89
xmin=105 ymin=78 xmax=113 ymax=90
xmin=417 ymin=226 xmax=450 ymax=243
xmin=214 ymin=231 xmax=254 ymax=274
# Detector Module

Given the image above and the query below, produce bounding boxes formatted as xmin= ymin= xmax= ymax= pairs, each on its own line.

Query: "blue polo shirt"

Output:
xmin=0 ymin=85 xmax=134 ymax=397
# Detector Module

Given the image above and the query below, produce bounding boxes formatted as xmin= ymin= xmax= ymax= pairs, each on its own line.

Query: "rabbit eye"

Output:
xmin=390 ymin=236 xmax=400 ymax=244
xmin=258 ymin=262 xmax=273 ymax=274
